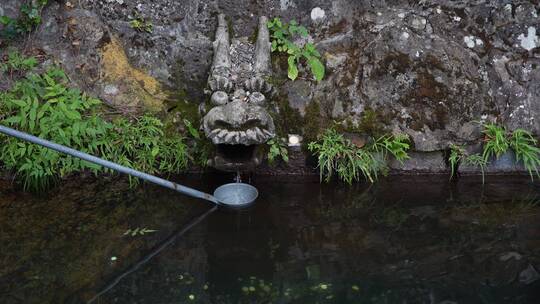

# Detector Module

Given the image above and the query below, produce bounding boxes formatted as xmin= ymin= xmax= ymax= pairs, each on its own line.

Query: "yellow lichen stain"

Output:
xmin=100 ymin=37 xmax=166 ymax=111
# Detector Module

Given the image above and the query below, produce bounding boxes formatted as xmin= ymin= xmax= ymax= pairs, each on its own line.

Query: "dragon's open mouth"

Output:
xmin=208 ymin=144 xmax=262 ymax=172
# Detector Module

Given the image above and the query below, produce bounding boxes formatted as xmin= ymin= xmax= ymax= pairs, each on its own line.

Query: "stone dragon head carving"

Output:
xmin=202 ymin=14 xmax=276 ymax=171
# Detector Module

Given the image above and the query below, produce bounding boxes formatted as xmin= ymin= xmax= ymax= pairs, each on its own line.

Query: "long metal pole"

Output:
xmin=0 ymin=125 xmax=221 ymax=205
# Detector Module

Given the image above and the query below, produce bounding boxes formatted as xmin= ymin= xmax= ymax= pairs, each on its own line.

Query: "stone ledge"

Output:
xmin=389 ymin=151 xmax=448 ymax=174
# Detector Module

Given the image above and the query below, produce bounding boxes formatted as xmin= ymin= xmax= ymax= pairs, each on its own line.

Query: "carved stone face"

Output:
xmin=201 ymin=14 xmax=275 ymax=171
xmin=203 ymin=88 xmax=275 ymax=145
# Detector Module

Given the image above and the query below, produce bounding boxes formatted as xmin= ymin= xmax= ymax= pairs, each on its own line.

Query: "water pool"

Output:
xmin=1 ymin=175 xmax=539 ymax=303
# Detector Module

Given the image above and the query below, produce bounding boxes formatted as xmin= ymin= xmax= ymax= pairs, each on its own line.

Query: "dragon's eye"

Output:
xmin=249 ymin=92 xmax=266 ymax=105
xmin=211 ymin=91 xmax=229 ymax=105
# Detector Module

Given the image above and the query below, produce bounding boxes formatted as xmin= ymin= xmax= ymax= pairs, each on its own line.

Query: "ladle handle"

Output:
xmin=0 ymin=125 xmax=221 ymax=205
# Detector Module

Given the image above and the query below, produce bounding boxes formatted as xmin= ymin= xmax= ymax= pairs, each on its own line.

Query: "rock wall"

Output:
xmin=2 ymin=0 xmax=539 ymax=174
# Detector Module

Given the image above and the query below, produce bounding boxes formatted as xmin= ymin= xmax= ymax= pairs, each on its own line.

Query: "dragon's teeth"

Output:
xmin=246 ymin=129 xmax=257 ymax=141
xmin=263 ymin=129 xmax=273 ymax=137
xmin=223 ymin=132 xmax=233 ymax=142
xmin=209 ymin=129 xmax=221 ymax=138
xmin=218 ymin=130 xmax=228 ymax=138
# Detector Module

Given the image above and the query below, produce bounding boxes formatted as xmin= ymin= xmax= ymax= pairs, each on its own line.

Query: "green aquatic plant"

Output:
xmin=510 ymin=129 xmax=540 ymax=180
xmin=0 ymin=0 xmax=48 ymax=39
xmin=267 ymin=17 xmax=325 ymax=81
xmin=0 ymin=68 xmax=189 ymax=191
xmin=308 ymin=129 xmax=409 ymax=184
xmin=267 ymin=137 xmax=289 ymax=164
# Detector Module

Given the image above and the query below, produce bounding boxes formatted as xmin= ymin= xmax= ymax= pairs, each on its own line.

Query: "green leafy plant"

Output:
xmin=482 ymin=123 xmax=509 ymax=162
xmin=103 ymin=115 xmax=188 ymax=185
xmin=267 ymin=18 xmax=325 ymax=81
xmin=0 ymin=68 xmax=189 ymax=191
xmin=448 ymin=144 xmax=465 ymax=180
xmin=308 ymin=129 xmax=409 ymax=184
xmin=267 ymin=137 xmax=289 ymax=164
xmin=376 ymin=133 xmax=411 ymax=163
xmin=0 ymin=51 xmax=38 ymax=74
xmin=0 ymin=0 xmax=48 ymax=39
xmin=182 ymin=118 xmax=213 ymax=167
xmin=480 ymin=123 xmax=540 ymax=180
xmin=509 ymin=129 xmax=540 ymax=180
xmin=0 ymin=68 xmax=109 ymax=190
xmin=307 ymin=129 xmax=381 ymax=184
xmin=447 ymin=144 xmax=487 ymax=183
xmin=183 ymin=118 xmax=200 ymax=139
xmin=130 ymin=17 xmax=153 ymax=33
xmin=462 ymin=153 xmax=487 ymax=184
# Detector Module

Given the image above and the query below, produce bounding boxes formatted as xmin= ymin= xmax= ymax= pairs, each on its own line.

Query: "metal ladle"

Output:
xmin=0 ymin=125 xmax=258 ymax=208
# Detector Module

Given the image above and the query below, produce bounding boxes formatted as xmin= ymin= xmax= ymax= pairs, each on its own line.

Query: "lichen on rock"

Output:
xmin=99 ymin=37 xmax=167 ymax=112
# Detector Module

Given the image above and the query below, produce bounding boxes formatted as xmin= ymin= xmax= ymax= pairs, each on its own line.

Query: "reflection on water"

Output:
xmin=1 ymin=175 xmax=539 ymax=303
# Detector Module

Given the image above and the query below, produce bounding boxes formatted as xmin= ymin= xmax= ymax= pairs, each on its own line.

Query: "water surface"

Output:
xmin=1 ymin=175 xmax=539 ymax=303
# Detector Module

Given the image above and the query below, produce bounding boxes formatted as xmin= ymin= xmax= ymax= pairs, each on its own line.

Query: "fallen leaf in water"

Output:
xmin=123 ymin=227 xmax=157 ymax=236
xmin=499 ymin=251 xmax=522 ymax=262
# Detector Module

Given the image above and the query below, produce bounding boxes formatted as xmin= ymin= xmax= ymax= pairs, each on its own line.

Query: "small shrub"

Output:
xmin=267 ymin=18 xmax=325 ymax=81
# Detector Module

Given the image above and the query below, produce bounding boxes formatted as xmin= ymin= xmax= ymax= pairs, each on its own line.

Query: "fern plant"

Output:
xmin=1 ymin=51 xmax=38 ymax=73
xmin=510 ymin=129 xmax=540 ymax=180
xmin=0 ymin=68 xmax=189 ymax=191
xmin=376 ymin=133 xmax=411 ymax=163
xmin=267 ymin=18 xmax=325 ymax=81
xmin=482 ymin=123 xmax=509 ymax=162
xmin=462 ymin=153 xmax=487 ymax=184
xmin=448 ymin=144 xmax=466 ymax=180
xmin=307 ymin=129 xmax=410 ymax=184
xmin=481 ymin=123 xmax=540 ymax=180
xmin=103 ymin=116 xmax=188 ymax=185
xmin=0 ymin=68 xmax=109 ymax=190
xmin=448 ymin=145 xmax=487 ymax=183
